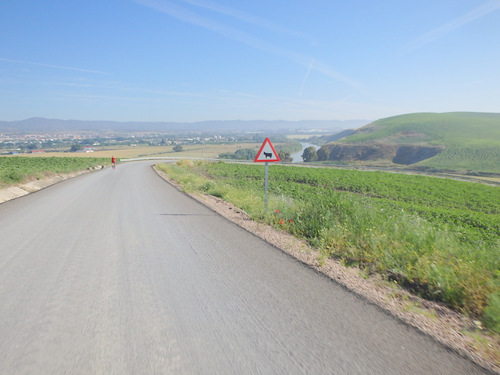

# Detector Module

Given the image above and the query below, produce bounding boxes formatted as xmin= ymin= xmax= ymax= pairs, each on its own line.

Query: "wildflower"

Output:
xmin=289 ymin=219 xmax=293 ymax=223
xmin=279 ymin=219 xmax=285 ymax=225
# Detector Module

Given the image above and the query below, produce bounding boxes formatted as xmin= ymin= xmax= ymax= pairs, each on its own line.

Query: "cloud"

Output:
xmin=132 ymin=0 xmax=284 ymax=53
xmin=178 ymin=0 xmax=312 ymax=40
xmin=132 ymin=0 xmax=359 ymax=89
xmin=299 ymin=59 xmax=314 ymax=96
xmin=0 ymin=57 xmax=109 ymax=74
xmin=402 ymin=0 xmax=500 ymax=52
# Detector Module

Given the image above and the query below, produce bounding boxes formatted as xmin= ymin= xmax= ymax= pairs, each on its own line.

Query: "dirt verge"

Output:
xmin=0 ymin=169 xmax=93 ymax=204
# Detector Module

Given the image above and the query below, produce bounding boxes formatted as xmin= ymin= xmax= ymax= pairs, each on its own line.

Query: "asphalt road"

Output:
xmin=0 ymin=161 xmax=492 ymax=374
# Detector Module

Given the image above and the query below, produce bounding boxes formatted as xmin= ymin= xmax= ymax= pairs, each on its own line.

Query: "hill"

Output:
xmin=320 ymin=112 xmax=500 ymax=174
xmin=0 ymin=117 xmax=368 ymax=134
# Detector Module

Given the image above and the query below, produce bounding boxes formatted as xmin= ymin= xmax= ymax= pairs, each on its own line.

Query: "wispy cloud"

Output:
xmin=132 ymin=0 xmax=359 ymax=89
xmin=179 ymin=0 xmax=312 ymax=40
xmin=402 ymin=0 xmax=500 ymax=52
xmin=0 ymin=57 xmax=109 ymax=74
xmin=299 ymin=59 xmax=314 ymax=96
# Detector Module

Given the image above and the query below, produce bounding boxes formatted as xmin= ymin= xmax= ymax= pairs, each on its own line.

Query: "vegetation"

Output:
xmin=302 ymin=146 xmax=318 ymax=162
xmin=157 ymin=160 xmax=500 ymax=332
xmin=0 ymin=156 xmax=108 ymax=186
xmin=278 ymin=150 xmax=293 ymax=162
xmin=219 ymin=148 xmax=257 ymax=160
xmin=70 ymin=144 xmax=82 ymax=152
xmin=316 ymin=147 xmax=328 ymax=161
xmin=218 ymin=139 xmax=300 ymax=161
xmin=344 ymin=112 xmax=500 ymax=145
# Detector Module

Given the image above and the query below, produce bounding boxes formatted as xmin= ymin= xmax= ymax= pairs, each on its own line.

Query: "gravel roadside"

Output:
xmin=0 ymin=170 xmax=93 ymax=205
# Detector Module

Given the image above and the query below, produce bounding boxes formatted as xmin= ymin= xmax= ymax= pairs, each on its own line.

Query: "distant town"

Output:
xmin=0 ymin=130 xmax=250 ymax=155
xmin=0 ymin=117 xmax=367 ymax=155
xmin=0 ymin=117 xmax=366 ymax=157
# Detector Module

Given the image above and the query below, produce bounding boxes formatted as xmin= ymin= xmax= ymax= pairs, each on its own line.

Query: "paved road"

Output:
xmin=0 ymin=161 xmax=492 ymax=374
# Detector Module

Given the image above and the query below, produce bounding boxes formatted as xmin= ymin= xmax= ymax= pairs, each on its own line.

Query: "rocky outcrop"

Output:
xmin=393 ymin=145 xmax=444 ymax=165
xmin=325 ymin=143 xmax=398 ymax=162
xmin=323 ymin=143 xmax=443 ymax=165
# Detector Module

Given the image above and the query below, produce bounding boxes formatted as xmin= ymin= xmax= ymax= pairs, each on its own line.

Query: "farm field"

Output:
xmin=19 ymin=143 xmax=261 ymax=160
xmin=0 ymin=156 xmax=108 ymax=186
xmin=157 ymin=160 xmax=500 ymax=333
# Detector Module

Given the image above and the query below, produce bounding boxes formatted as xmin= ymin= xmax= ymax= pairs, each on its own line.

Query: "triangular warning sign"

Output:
xmin=254 ymin=137 xmax=280 ymax=162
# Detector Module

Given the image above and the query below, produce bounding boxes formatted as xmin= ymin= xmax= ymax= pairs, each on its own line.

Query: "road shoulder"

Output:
xmin=0 ymin=169 xmax=94 ymax=204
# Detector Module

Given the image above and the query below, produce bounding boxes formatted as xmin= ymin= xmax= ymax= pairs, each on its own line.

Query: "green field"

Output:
xmin=344 ymin=112 xmax=500 ymax=145
xmin=0 ymin=156 xmax=109 ymax=186
xmin=157 ymin=160 xmax=500 ymax=332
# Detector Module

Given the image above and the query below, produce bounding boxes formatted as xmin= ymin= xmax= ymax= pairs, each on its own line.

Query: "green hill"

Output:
xmin=322 ymin=112 xmax=500 ymax=174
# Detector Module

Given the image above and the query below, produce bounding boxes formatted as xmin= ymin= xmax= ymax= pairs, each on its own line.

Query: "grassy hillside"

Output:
xmin=337 ymin=112 xmax=500 ymax=173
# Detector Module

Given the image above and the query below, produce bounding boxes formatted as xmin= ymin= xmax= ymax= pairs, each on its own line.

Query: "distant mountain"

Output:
xmin=320 ymin=112 xmax=500 ymax=174
xmin=0 ymin=117 xmax=369 ymax=133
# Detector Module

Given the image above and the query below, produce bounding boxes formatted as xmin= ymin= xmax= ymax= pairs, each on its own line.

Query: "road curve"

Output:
xmin=0 ymin=161 xmax=492 ymax=374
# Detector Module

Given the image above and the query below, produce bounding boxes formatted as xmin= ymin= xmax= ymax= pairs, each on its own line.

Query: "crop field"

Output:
xmin=23 ymin=143 xmax=261 ymax=160
xmin=419 ymin=144 xmax=500 ymax=173
xmin=157 ymin=160 xmax=500 ymax=332
xmin=0 ymin=156 xmax=108 ymax=186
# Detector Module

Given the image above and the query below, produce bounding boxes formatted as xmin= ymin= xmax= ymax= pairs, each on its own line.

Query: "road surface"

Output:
xmin=0 ymin=161 xmax=492 ymax=374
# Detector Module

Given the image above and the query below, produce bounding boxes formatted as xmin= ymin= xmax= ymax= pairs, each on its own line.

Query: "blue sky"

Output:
xmin=1 ymin=0 xmax=499 ymax=122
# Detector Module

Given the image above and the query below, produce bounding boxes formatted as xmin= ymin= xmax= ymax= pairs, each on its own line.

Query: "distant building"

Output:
xmin=31 ymin=149 xmax=46 ymax=154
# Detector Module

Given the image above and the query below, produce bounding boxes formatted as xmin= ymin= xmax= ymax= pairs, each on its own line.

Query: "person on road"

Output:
xmin=111 ymin=156 xmax=116 ymax=168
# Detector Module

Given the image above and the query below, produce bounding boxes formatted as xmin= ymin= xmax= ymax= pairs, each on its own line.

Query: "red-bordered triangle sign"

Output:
xmin=254 ymin=137 xmax=280 ymax=162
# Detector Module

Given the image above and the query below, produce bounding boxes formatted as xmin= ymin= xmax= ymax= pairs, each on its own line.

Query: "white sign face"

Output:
xmin=254 ymin=138 xmax=280 ymax=162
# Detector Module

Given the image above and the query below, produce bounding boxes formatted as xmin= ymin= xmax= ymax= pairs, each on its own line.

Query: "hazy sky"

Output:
xmin=1 ymin=0 xmax=499 ymax=122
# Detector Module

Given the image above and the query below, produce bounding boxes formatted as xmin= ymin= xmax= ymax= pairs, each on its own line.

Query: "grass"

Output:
xmin=344 ymin=112 xmax=500 ymax=146
xmin=403 ymin=301 xmax=437 ymax=320
xmin=462 ymin=328 xmax=500 ymax=365
xmin=156 ymin=160 xmax=500 ymax=333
